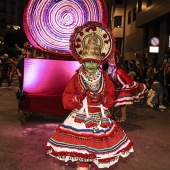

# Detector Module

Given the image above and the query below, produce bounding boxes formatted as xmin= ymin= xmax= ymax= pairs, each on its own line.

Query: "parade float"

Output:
xmin=19 ymin=0 xmax=109 ymax=119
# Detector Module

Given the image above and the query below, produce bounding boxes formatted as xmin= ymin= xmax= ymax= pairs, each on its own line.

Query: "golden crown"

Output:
xmin=81 ymin=32 xmax=102 ymax=63
xmin=70 ymin=21 xmax=116 ymax=64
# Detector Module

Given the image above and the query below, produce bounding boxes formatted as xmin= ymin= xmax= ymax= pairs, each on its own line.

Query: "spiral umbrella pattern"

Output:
xmin=24 ymin=0 xmax=108 ymax=59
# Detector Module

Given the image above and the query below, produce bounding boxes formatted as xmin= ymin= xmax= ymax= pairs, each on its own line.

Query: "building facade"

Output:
xmin=110 ymin=0 xmax=170 ymax=66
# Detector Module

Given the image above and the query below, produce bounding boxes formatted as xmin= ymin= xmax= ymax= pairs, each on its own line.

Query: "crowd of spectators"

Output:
xmin=125 ymin=60 xmax=170 ymax=108
xmin=0 ymin=42 xmax=47 ymax=88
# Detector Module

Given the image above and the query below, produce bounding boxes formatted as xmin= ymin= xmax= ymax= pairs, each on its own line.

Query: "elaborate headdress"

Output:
xmin=70 ymin=21 xmax=116 ymax=64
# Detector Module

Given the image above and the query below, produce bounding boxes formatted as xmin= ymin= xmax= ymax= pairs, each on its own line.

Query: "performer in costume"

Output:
xmin=45 ymin=22 xmax=134 ymax=169
xmin=107 ymin=50 xmax=147 ymax=122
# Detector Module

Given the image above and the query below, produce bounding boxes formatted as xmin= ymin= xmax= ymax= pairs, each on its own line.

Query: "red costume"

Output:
xmin=45 ymin=22 xmax=134 ymax=168
xmin=108 ymin=52 xmax=147 ymax=107
xmin=63 ymin=68 xmax=114 ymax=113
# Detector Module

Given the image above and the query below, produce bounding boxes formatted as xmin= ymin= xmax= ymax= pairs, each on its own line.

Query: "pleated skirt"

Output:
xmin=45 ymin=112 xmax=134 ymax=168
xmin=114 ymin=82 xmax=147 ymax=107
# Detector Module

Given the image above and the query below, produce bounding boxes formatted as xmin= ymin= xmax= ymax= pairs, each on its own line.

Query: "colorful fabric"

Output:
xmin=108 ymin=66 xmax=147 ymax=107
xmin=45 ymin=67 xmax=134 ymax=168
xmin=45 ymin=113 xmax=134 ymax=168
xmin=114 ymin=82 xmax=147 ymax=106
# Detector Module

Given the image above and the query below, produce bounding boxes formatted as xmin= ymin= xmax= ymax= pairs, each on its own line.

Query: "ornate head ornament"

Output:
xmin=81 ymin=32 xmax=102 ymax=63
xmin=70 ymin=21 xmax=116 ymax=64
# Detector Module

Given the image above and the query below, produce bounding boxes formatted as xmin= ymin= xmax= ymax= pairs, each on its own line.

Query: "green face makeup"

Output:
xmin=83 ymin=61 xmax=99 ymax=73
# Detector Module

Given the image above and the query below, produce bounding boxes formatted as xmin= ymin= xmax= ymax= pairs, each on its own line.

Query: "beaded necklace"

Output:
xmin=79 ymin=68 xmax=102 ymax=92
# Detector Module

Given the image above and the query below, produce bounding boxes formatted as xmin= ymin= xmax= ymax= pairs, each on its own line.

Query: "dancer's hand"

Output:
xmin=76 ymin=89 xmax=90 ymax=103
xmin=89 ymin=92 xmax=105 ymax=104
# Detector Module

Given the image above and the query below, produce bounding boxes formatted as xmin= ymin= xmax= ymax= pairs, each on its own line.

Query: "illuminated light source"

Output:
xmin=149 ymin=46 xmax=159 ymax=53
xmin=23 ymin=58 xmax=81 ymax=95
xmin=23 ymin=0 xmax=108 ymax=59
xmin=13 ymin=25 xmax=20 ymax=30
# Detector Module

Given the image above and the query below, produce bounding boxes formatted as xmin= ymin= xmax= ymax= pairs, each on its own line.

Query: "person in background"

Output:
xmin=136 ymin=62 xmax=144 ymax=82
xmin=15 ymin=41 xmax=32 ymax=58
xmin=17 ymin=48 xmax=33 ymax=90
xmin=164 ymin=63 xmax=170 ymax=105
xmin=0 ymin=53 xmax=12 ymax=87
xmin=45 ymin=22 xmax=134 ymax=170
xmin=147 ymin=72 xmax=166 ymax=110
xmin=153 ymin=64 xmax=164 ymax=86
xmin=146 ymin=63 xmax=154 ymax=89
xmin=10 ymin=58 xmax=18 ymax=78
xmin=107 ymin=50 xmax=147 ymax=122
xmin=128 ymin=60 xmax=137 ymax=73
xmin=128 ymin=67 xmax=136 ymax=81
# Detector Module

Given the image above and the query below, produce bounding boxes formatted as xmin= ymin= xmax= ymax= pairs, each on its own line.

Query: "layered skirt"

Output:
xmin=45 ymin=109 xmax=134 ymax=168
xmin=114 ymin=81 xmax=147 ymax=107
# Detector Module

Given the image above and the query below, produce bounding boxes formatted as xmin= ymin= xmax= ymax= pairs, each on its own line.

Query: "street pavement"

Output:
xmin=0 ymin=79 xmax=170 ymax=170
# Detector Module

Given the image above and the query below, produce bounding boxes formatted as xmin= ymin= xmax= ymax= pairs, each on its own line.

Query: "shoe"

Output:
xmin=159 ymin=105 xmax=166 ymax=110
xmin=148 ymin=102 xmax=154 ymax=108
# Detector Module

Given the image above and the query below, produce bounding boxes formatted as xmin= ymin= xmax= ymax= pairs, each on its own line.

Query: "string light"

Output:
xmin=24 ymin=0 xmax=107 ymax=58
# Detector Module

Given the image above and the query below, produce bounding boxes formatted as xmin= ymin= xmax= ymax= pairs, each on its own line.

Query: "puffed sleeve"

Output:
xmin=62 ymin=73 xmax=80 ymax=110
xmin=117 ymin=68 xmax=134 ymax=87
xmin=103 ymin=74 xmax=115 ymax=109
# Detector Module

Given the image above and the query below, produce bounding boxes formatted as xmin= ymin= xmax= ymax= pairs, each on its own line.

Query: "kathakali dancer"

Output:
xmin=45 ymin=22 xmax=134 ymax=169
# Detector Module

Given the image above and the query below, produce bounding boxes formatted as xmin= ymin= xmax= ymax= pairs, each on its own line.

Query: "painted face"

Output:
xmin=83 ymin=61 xmax=99 ymax=73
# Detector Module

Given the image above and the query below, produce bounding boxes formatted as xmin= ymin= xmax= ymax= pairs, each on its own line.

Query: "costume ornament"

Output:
xmin=70 ymin=21 xmax=115 ymax=64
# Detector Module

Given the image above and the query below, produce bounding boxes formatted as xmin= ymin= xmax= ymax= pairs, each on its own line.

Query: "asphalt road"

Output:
xmin=0 ymin=83 xmax=170 ymax=170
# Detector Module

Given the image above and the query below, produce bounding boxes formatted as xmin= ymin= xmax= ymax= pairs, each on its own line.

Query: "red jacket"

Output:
xmin=62 ymin=69 xmax=115 ymax=113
